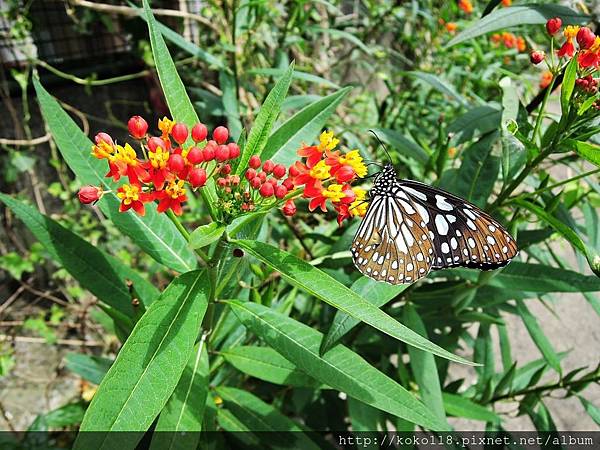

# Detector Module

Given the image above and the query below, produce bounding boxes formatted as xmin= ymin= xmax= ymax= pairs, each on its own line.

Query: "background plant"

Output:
xmin=0 ymin=0 xmax=599 ymax=446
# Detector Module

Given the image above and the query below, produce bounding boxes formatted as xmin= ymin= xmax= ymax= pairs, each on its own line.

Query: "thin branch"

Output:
xmin=0 ymin=134 xmax=51 ymax=147
xmin=0 ymin=334 xmax=103 ymax=347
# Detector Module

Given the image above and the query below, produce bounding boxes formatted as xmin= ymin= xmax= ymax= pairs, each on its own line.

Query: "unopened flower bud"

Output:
xmin=258 ymin=172 xmax=267 ymax=182
xmin=282 ymin=178 xmax=294 ymax=190
xmin=227 ymin=143 xmax=240 ymax=159
xmin=275 ymin=185 xmax=288 ymax=199
xmin=262 ymin=160 xmax=275 ymax=173
xmin=546 ymin=17 xmax=562 ymax=36
xmin=289 ymin=165 xmax=300 ymax=177
xmin=335 ymin=165 xmax=355 ymax=182
xmin=78 ymin=185 xmax=103 ymax=204
xmin=128 ymin=116 xmax=148 ymax=139
xmin=530 ymin=50 xmax=545 ymax=65
xmin=191 ymin=123 xmax=208 ymax=142
xmin=272 ymin=164 xmax=286 ymax=179
xmin=215 ymin=145 xmax=230 ymax=162
xmin=577 ymin=27 xmax=596 ymax=49
xmin=245 ymin=168 xmax=257 ymax=181
xmin=230 ymin=175 xmax=240 ymax=186
xmin=249 ymin=155 xmax=261 ymax=169
xmin=94 ymin=132 xmax=113 ymax=146
xmin=168 ymin=154 xmax=185 ymax=173
xmin=147 ymin=137 xmax=166 ymax=152
xmin=171 ymin=123 xmax=189 ymax=144
xmin=217 ymin=177 xmax=228 ymax=187
xmin=189 ymin=168 xmax=207 ymax=187
xmin=282 ymin=199 xmax=297 ymax=216
xmin=250 ymin=176 xmax=262 ymax=189
xmin=221 ymin=164 xmax=232 ymax=175
xmin=187 ymin=146 xmax=203 ymax=164
xmin=259 ymin=183 xmax=274 ymax=197
xmin=213 ymin=126 xmax=229 ymax=144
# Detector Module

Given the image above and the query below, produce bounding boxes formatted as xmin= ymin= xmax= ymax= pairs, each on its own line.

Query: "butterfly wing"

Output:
xmin=397 ymin=180 xmax=518 ymax=270
xmin=351 ymin=192 xmax=435 ymax=284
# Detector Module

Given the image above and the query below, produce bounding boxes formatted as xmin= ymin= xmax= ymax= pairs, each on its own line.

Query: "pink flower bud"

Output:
xmin=171 ymin=123 xmax=188 ymax=144
xmin=189 ymin=168 xmax=207 ymax=187
xmin=282 ymin=199 xmax=297 ymax=216
xmin=259 ymin=183 xmax=274 ymax=197
xmin=215 ymin=145 xmax=230 ymax=162
xmin=530 ymin=50 xmax=545 ymax=65
xmin=250 ymin=176 xmax=262 ymax=189
xmin=221 ymin=164 xmax=232 ymax=175
xmin=227 ymin=143 xmax=241 ymax=159
xmin=147 ymin=137 xmax=166 ymax=152
xmin=546 ymin=17 xmax=562 ymax=36
xmin=78 ymin=186 xmax=103 ymax=204
xmin=187 ymin=146 xmax=203 ymax=164
xmin=94 ymin=132 xmax=113 ymax=146
xmin=272 ymin=164 xmax=286 ymax=179
xmin=213 ymin=126 xmax=229 ymax=144
xmin=275 ymin=185 xmax=288 ymax=199
xmin=282 ymin=178 xmax=295 ymax=190
xmin=168 ymin=154 xmax=185 ymax=173
xmin=245 ymin=168 xmax=257 ymax=181
xmin=128 ymin=116 xmax=148 ymax=139
xmin=191 ymin=123 xmax=208 ymax=142
xmin=249 ymin=155 xmax=261 ymax=169
xmin=262 ymin=160 xmax=275 ymax=173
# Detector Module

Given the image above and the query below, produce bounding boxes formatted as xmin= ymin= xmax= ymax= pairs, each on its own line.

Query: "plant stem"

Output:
xmin=509 ymin=167 xmax=600 ymax=203
xmin=166 ymin=210 xmax=209 ymax=265
xmin=532 ymin=74 xmax=556 ymax=147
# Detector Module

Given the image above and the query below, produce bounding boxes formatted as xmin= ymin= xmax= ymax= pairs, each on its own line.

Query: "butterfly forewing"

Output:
xmin=398 ymin=180 xmax=518 ymax=270
xmin=351 ymin=164 xmax=518 ymax=285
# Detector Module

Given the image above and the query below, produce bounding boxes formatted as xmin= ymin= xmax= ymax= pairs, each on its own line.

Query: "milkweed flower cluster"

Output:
xmin=78 ymin=119 xmax=368 ymax=225
xmin=490 ymin=32 xmax=527 ymax=52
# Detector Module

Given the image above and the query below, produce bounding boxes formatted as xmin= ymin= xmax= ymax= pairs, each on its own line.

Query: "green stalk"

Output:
xmin=532 ymin=73 xmax=556 ymax=146
xmin=166 ymin=209 xmax=209 ymax=264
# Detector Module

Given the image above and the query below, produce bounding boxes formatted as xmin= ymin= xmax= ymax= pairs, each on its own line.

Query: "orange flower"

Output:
xmin=116 ymin=184 xmax=153 ymax=216
xmin=491 ymin=33 xmax=502 ymax=45
xmin=458 ymin=0 xmax=473 ymax=14
xmin=502 ymin=32 xmax=517 ymax=49
xmin=516 ymin=36 xmax=526 ymax=52
xmin=578 ymin=36 xmax=600 ymax=68
xmin=501 ymin=0 xmax=511 ymax=5
xmin=540 ymin=71 xmax=553 ymax=89
xmin=445 ymin=22 xmax=458 ymax=34
xmin=558 ymin=25 xmax=580 ymax=58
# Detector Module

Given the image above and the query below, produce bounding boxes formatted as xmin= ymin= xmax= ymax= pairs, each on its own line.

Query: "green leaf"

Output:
xmin=150 ymin=342 xmax=209 ymax=450
xmin=73 ymin=270 xmax=209 ymax=450
xmin=451 ymin=262 xmax=600 ymax=292
xmin=408 ymin=71 xmax=468 ymax=106
xmin=448 ymin=105 xmax=501 ymax=145
xmin=189 ymin=222 xmax=226 ymax=249
xmin=309 ymin=26 xmax=372 ymax=54
xmin=233 ymin=239 xmax=475 ymax=365
xmin=0 ymin=194 xmax=157 ymax=316
xmin=321 ymin=277 xmax=406 ymax=354
xmin=221 ymin=346 xmax=320 ymax=387
xmin=447 ymin=5 xmax=589 ymax=47
xmin=215 ymin=387 xmax=320 ymax=450
xmin=561 ymin=57 xmax=578 ymax=115
xmin=219 ymin=70 xmax=243 ymax=140
xmin=247 ymin=67 xmax=340 ymax=89
xmin=65 ymin=353 xmax=112 ymax=385
xmin=262 ymin=87 xmax=351 ymax=166
xmin=235 ymin=63 xmax=294 ymax=175
xmin=449 ymin=131 xmax=500 ymax=208
xmin=514 ymin=198 xmax=600 ymax=277
xmin=578 ymin=396 xmax=600 ymax=426
xmin=348 ymin=398 xmax=382 ymax=433
xmin=565 ymin=139 xmax=600 ymax=168
xmin=369 ymin=128 xmax=430 ymax=164
xmin=442 ymin=393 xmax=501 ymax=423
xmin=226 ymin=300 xmax=449 ymax=430
xmin=403 ymin=304 xmax=447 ymax=425
xmin=32 ymin=78 xmax=197 ymax=273
xmin=515 ymin=300 xmax=562 ymax=374
xmin=143 ymin=0 xmax=218 ymax=219
xmin=29 ymin=402 xmax=86 ymax=431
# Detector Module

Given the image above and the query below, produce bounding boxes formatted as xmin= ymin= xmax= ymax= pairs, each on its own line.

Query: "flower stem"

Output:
xmin=165 ymin=209 xmax=210 ymax=265
xmin=532 ymin=74 xmax=556 ymax=146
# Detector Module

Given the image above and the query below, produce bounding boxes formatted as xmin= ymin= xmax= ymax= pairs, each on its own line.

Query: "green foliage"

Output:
xmin=2 ymin=0 xmax=600 ymax=442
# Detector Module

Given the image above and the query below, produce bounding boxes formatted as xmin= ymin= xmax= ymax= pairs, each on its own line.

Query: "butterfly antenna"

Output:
xmin=368 ymin=130 xmax=392 ymax=165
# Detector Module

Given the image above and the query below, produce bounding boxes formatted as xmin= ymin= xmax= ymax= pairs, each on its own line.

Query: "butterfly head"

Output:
xmin=371 ymin=164 xmax=397 ymax=196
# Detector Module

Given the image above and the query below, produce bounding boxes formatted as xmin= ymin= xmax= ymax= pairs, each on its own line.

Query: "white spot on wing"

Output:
xmin=435 ymin=215 xmax=449 ymax=235
xmin=435 ymin=195 xmax=453 ymax=211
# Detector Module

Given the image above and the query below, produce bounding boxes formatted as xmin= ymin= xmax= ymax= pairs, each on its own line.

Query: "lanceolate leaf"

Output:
xmin=233 ymin=239 xmax=475 ymax=365
xmin=321 ymin=277 xmax=406 ymax=354
xmin=451 ymin=262 xmax=600 ymax=292
xmin=516 ymin=300 xmax=562 ymax=374
xmin=226 ymin=300 xmax=449 ymax=430
xmin=65 ymin=353 xmax=113 ymax=385
xmin=403 ymin=304 xmax=447 ymax=426
xmin=235 ymin=63 xmax=295 ymax=175
xmin=561 ymin=57 xmax=578 ymax=115
xmin=447 ymin=105 xmax=501 ymax=145
xmin=189 ymin=222 xmax=226 ymax=249
xmin=447 ymin=5 xmax=589 ymax=47
xmin=263 ymin=87 xmax=351 ymax=166
xmin=215 ymin=387 xmax=321 ymax=450
xmin=143 ymin=0 xmax=218 ymax=219
xmin=566 ymin=139 xmax=600 ymax=168
xmin=442 ymin=393 xmax=501 ymax=423
xmin=150 ymin=342 xmax=209 ymax=450
xmin=514 ymin=198 xmax=600 ymax=277
xmin=74 ymin=271 xmax=209 ymax=450
xmin=32 ymin=78 xmax=197 ymax=273
xmin=0 ymin=194 xmax=157 ymax=315
xmin=221 ymin=346 xmax=320 ymax=387
xmin=408 ymin=71 xmax=469 ymax=106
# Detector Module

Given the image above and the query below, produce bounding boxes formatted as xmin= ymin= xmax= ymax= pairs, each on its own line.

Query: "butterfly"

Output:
xmin=351 ymin=163 xmax=518 ymax=285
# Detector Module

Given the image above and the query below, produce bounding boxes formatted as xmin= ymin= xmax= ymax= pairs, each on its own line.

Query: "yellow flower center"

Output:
xmin=149 ymin=146 xmax=170 ymax=169
xmin=339 ymin=150 xmax=368 ymax=178
xmin=158 ymin=117 xmax=175 ymax=136
xmin=564 ymin=25 xmax=580 ymax=40
xmin=309 ymin=160 xmax=331 ymax=180
xmin=165 ymin=180 xmax=186 ymax=199
xmin=321 ymin=184 xmax=345 ymax=203
xmin=590 ymin=37 xmax=600 ymax=52
xmin=91 ymin=141 xmax=114 ymax=160
xmin=117 ymin=184 xmax=140 ymax=205
xmin=114 ymin=143 xmax=138 ymax=166
xmin=318 ymin=130 xmax=339 ymax=152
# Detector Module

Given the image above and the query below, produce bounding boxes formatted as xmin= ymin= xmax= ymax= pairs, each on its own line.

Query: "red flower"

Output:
xmin=282 ymin=199 xmax=297 ymax=216
xmin=128 ymin=116 xmax=148 ymax=140
xmin=156 ymin=180 xmax=187 ymax=216
xmin=577 ymin=27 xmax=596 ymax=49
xmin=297 ymin=145 xmax=323 ymax=168
xmin=116 ymin=184 xmax=153 ymax=216
xmin=546 ymin=17 xmax=562 ymax=36
xmin=78 ymin=185 xmax=104 ymax=204
xmin=530 ymin=51 xmax=545 ymax=65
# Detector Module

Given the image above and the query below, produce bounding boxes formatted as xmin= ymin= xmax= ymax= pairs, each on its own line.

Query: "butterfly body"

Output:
xmin=351 ymin=164 xmax=518 ymax=285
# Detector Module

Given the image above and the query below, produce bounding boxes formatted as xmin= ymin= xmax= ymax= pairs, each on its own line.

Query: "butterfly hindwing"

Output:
xmin=398 ymin=180 xmax=518 ymax=270
xmin=351 ymin=193 xmax=434 ymax=284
